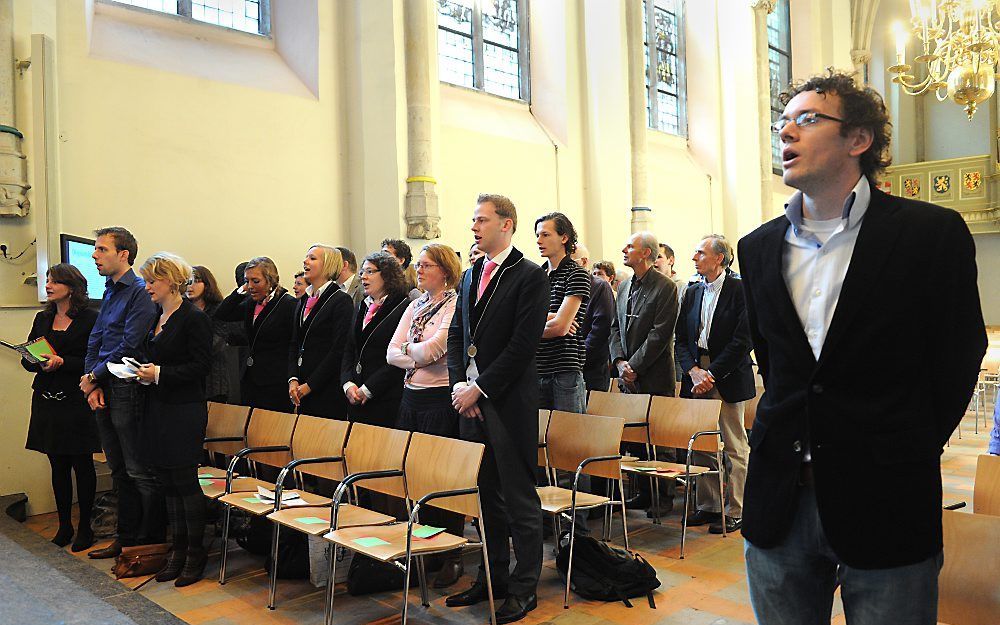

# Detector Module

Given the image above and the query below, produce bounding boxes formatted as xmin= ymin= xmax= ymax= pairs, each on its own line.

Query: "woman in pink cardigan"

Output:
xmin=387 ymin=242 xmax=464 ymax=588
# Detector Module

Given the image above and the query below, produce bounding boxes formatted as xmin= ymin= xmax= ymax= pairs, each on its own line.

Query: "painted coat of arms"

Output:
xmin=933 ymin=175 xmax=950 ymax=194
xmin=964 ymin=171 xmax=982 ymax=191
xmin=903 ymin=177 xmax=921 ymax=198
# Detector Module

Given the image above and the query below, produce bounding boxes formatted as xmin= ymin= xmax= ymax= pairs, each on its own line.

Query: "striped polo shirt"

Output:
xmin=537 ymin=255 xmax=590 ymax=376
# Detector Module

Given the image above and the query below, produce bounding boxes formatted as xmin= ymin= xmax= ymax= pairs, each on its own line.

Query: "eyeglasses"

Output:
xmin=770 ymin=111 xmax=844 ymax=134
xmin=360 ymin=268 xmax=381 ymax=277
xmin=413 ymin=262 xmax=439 ymax=270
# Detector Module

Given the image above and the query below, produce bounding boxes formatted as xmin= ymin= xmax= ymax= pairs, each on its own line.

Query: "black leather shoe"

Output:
xmin=175 ymin=546 xmax=207 ymax=587
xmin=624 ymin=493 xmax=651 ymax=510
xmin=495 ymin=593 xmax=537 ymax=624
xmin=685 ymin=509 xmax=721 ymax=526
xmin=87 ymin=540 xmax=122 ymax=559
xmin=433 ymin=557 xmax=464 ymax=589
xmin=709 ymin=516 xmax=742 ymax=534
xmin=155 ymin=548 xmax=186 ymax=583
xmin=446 ymin=582 xmax=506 ymax=607
xmin=71 ymin=528 xmax=96 ymax=553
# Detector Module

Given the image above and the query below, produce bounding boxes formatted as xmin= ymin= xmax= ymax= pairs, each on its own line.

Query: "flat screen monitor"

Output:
xmin=59 ymin=234 xmax=104 ymax=302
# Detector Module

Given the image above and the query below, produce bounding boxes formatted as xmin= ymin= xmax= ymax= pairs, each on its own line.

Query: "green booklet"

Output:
xmin=1 ymin=337 xmax=56 ymax=364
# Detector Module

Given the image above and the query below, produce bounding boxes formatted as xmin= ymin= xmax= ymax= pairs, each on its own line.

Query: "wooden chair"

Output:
xmin=620 ymin=396 xmax=724 ymax=558
xmin=202 ymin=407 xmax=294 ymax=500
xmin=323 ymin=433 xmax=487 ymax=625
xmin=974 ymin=454 xmax=1000 ymax=516
xmin=216 ymin=409 xmax=298 ymax=583
xmin=537 ymin=411 xmax=626 ymax=608
xmin=743 ymin=386 xmax=764 ymax=431
xmin=538 ymin=409 xmax=552 ymax=478
xmin=938 ymin=510 xmax=1000 ymax=625
xmin=264 ymin=421 xmax=401 ymax=608
xmin=586 ymin=391 xmax=651 ymax=445
xmin=198 ymin=402 xmax=251 ymax=485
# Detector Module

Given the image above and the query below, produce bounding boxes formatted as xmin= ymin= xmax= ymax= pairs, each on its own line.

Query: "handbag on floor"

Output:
xmin=112 ymin=543 xmax=172 ymax=579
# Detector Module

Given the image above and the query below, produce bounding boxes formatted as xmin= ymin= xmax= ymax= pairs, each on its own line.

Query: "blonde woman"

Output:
xmin=135 ymin=253 xmax=212 ymax=587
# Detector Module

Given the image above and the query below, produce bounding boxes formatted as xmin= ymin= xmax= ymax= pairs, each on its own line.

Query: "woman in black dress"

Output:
xmin=214 ymin=256 xmax=297 ymax=412
xmin=21 ymin=264 xmax=100 ymax=551
xmin=186 ymin=265 xmax=233 ymax=403
xmin=135 ymin=253 xmax=212 ymax=586
xmin=341 ymin=252 xmax=409 ymax=426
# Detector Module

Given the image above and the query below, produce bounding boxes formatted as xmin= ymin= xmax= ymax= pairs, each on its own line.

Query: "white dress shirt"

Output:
xmin=697 ymin=271 xmax=726 ymax=350
xmin=782 ymin=175 xmax=871 ymax=361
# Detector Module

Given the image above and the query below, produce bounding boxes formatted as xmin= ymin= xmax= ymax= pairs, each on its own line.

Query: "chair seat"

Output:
xmin=325 ymin=523 xmax=468 ymax=562
xmin=620 ymin=460 xmax=711 ymax=477
xmin=268 ymin=504 xmax=396 ymax=535
xmin=201 ymin=476 xmax=267 ymax=499
xmin=536 ymin=485 xmax=611 ymax=514
xmin=219 ymin=489 xmax=331 ymax=515
xmin=196 ymin=466 xmax=231 ymax=479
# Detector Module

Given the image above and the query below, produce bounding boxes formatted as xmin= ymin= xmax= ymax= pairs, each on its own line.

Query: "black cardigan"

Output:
xmin=145 ymin=300 xmax=212 ymax=404
xmin=214 ymin=287 xmax=297 ymax=390
xmin=21 ymin=307 xmax=99 ymax=394
xmin=340 ymin=293 xmax=409 ymax=426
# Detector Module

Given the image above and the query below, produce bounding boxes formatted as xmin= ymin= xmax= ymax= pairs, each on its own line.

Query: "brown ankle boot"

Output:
xmin=175 ymin=546 xmax=207 ymax=587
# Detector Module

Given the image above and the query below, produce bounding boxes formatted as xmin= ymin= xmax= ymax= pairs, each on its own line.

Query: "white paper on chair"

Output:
xmin=256 ymin=486 xmax=309 ymax=505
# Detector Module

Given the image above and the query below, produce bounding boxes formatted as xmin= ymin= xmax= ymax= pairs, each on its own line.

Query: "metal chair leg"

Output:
xmin=619 ymin=477 xmax=630 ymax=551
xmin=324 ymin=544 xmax=339 ymax=625
xmin=564 ymin=501 xmax=577 ymax=609
xmin=219 ymin=503 xmax=232 ymax=583
xmin=478 ymin=496 xmax=497 ymax=625
xmin=718 ymin=448 xmax=727 ymax=538
xmin=267 ymin=522 xmax=280 ymax=609
xmin=416 ymin=555 xmax=430 ymax=607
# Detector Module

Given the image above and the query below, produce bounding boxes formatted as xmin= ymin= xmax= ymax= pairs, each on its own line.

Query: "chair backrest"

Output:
xmin=205 ymin=402 xmax=250 ymax=456
xmin=290 ymin=415 xmax=351 ymax=481
xmin=744 ymin=386 xmax=764 ymax=431
xmin=647 ymin=396 xmax=723 ymax=452
xmin=404 ymin=433 xmax=485 ymax=518
xmin=586 ymin=391 xmax=650 ymax=444
xmin=974 ymin=454 xmax=1000 ymax=516
xmin=245 ymin=409 xmax=297 ymax=468
xmin=538 ymin=409 xmax=551 ymax=467
xmin=343 ymin=423 xmax=410 ymax=499
xmin=939 ymin=510 xmax=1000 ymax=625
xmin=546 ymin=411 xmax=625 ymax=480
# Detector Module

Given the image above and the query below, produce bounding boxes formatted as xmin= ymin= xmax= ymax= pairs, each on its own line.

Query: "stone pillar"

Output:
xmin=0 ymin=0 xmax=29 ymax=218
xmin=403 ymin=0 xmax=440 ymax=239
xmin=850 ymin=0 xmax=880 ymax=80
xmin=751 ymin=0 xmax=776 ymax=225
xmin=625 ymin=0 xmax=651 ymax=233
xmin=851 ymin=49 xmax=872 ymax=82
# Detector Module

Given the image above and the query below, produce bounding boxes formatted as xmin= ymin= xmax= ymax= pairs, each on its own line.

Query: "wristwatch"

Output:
xmin=87 ymin=372 xmax=97 ymax=384
xmin=401 ymin=342 xmax=409 ymax=356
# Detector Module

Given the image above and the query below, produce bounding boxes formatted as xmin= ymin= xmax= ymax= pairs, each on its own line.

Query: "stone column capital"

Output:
xmin=851 ymin=48 xmax=872 ymax=66
xmin=750 ymin=0 xmax=776 ymax=14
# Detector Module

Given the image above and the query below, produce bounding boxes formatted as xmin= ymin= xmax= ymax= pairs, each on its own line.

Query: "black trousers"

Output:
xmin=471 ymin=400 xmax=543 ymax=598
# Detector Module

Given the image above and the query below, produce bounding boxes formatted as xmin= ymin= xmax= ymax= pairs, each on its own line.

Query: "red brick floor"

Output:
xmin=24 ymin=410 xmax=991 ymax=625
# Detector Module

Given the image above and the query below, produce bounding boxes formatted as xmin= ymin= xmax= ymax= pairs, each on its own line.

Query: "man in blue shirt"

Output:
xmin=79 ymin=227 xmax=162 ymax=557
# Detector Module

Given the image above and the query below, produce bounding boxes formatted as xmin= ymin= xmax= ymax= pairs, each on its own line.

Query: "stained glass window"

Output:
xmin=108 ymin=0 xmax=269 ymax=36
xmin=437 ymin=0 xmax=528 ymax=101
xmin=643 ymin=0 xmax=686 ymax=136
xmin=768 ymin=0 xmax=792 ymax=173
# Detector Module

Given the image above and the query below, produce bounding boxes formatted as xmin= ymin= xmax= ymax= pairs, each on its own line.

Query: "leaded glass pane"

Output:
xmin=437 ymin=0 xmax=526 ymax=101
xmin=438 ymin=29 xmax=475 ymax=89
xmin=644 ymin=0 xmax=685 ymax=135
xmin=768 ymin=0 xmax=792 ymax=172
xmin=438 ymin=0 xmax=474 ymax=35
xmin=484 ymin=42 xmax=520 ymax=99
xmin=482 ymin=0 xmax=519 ymax=49
xmin=111 ymin=0 xmax=179 ymax=13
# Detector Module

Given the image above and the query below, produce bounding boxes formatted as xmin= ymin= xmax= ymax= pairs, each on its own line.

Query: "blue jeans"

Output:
xmin=745 ymin=485 xmax=941 ymax=625
xmin=538 ymin=371 xmax=590 ymax=534
xmin=94 ymin=380 xmax=165 ymax=545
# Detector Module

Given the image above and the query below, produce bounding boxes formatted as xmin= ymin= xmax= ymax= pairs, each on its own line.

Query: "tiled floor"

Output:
xmin=23 ymin=409 xmax=993 ymax=625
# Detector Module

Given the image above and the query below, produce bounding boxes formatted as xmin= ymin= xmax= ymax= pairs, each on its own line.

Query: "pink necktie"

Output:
xmin=477 ymin=260 xmax=498 ymax=300
xmin=363 ymin=300 xmax=382 ymax=328
xmin=302 ymin=294 xmax=319 ymax=320
xmin=253 ymin=300 xmax=266 ymax=322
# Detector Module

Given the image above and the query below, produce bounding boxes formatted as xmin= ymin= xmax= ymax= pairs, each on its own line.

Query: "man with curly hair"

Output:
xmin=738 ymin=70 xmax=986 ymax=624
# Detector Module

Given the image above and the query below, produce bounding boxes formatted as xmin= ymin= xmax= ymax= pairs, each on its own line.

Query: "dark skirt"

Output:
xmin=141 ymin=397 xmax=208 ymax=469
xmin=245 ymin=382 xmax=294 ymax=414
xmin=396 ymin=386 xmax=459 ymax=437
xmin=26 ymin=390 xmax=101 ymax=456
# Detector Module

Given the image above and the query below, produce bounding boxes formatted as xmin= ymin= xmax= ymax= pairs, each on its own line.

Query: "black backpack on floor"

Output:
xmin=555 ymin=532 xmax=660 ymax=608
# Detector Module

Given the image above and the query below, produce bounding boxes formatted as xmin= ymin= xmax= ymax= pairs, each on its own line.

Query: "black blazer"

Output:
xmin=675 ymin=270 xmax=755 ymax=403
xmin=145 ymin=300 xmax=212 ymax=404
xmin=340 ymin=293 xmax=409 ymax=427
xmin=288 ymin=283 xmax=354 ymax=419
xmin=737 ymin=183 xmax=987 ymax=569
xmin=22 ymin=308 xmax=98 ymax=394
xmin=447 ymin=248 xmax=549 ymax=466
xmin=215 ymin=287 xmax=297 ymax=389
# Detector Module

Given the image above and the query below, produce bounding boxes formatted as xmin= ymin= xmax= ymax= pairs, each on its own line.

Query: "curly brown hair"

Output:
xmin=362 ymin=251 xmax=407 ymax=299
xmin=45 ymin=263 xmax=90 ymax=317
xmin=779 ymin=69 xmax=892 ymax=182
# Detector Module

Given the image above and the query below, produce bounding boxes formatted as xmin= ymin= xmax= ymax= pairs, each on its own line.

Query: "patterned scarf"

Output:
xmin=404 ymin=289 xmax=456 ymax=384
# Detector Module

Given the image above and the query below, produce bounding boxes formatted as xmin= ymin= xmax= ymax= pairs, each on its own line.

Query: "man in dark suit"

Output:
xmin=675 ymin=235 xmax=755 ymax=535
xmin=572 ymin=244 xmax=615 ymax=392
xmin=739 ymin=71 xmax=986 ymax=624
xmin=446 ymin=193 xmax=549 ymax=624
xmin=334 ymin=246 xmax=365 ymax=308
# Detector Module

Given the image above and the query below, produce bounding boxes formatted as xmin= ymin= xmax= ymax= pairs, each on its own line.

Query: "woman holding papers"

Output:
xmin=21 ymin=263 xmax=100 ymax=552
xmin=386 ymin=243 xmax=465 ymax=588
xmin=135 ymin=253 xmax=212 ymax=587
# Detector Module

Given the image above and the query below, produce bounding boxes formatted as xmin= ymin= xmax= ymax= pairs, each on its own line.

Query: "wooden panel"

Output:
xmin=975 ymin=454 xmax=1000 ymax=516
xmin=587 ymin=391 xmax=650 ymax=444
xmin=939 ymin=511 xmax=1000 ymax=625
xmin=291 ymin=415 xmax=350 ymax=481
xmin=404 ymin=433 xmax=485 ymax=518
xmin=245 ymin=409 xmax=297 ymax=469
xmin=647 ymin=396 xmax=722 ymax=452
xmin=204 ymin=402 xmax=250 ymax=456
xmin=268 ymin=504 xmax=395 ymax=534
xmin=546 ymin=411 xmax=625 ymax=480
xmin=343 ymin=424 xmax=410 ymax=499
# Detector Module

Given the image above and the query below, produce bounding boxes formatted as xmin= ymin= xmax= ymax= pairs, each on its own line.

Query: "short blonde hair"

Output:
xmin=140 ymin=252 xmax=192 ymax=293
xmin=309 ymin=244 xmax=344 ymax=282
xmin=421 ymin=243 xmax=462 ymax=290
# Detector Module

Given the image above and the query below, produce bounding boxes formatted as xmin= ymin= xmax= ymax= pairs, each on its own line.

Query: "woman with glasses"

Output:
xmin=21 ymin=264 xmax=100 ymax=552
xmin=386 ymin=243 xmax=465 ymax=588
xmin=340 ymin=251 xmax=409 ymax=426
xmin=186 ymin=265 xmax=233 ymax=403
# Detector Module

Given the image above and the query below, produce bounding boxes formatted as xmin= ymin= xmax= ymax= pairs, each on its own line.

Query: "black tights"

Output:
xmin=155 ymin=466 xmax=207 ymax=551
xmin=48 ymin=454 xmax=96 ymax=534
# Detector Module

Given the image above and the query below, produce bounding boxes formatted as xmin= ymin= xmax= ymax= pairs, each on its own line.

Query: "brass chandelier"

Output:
xmin=888 ymin=0 xmax=1000 ymax=120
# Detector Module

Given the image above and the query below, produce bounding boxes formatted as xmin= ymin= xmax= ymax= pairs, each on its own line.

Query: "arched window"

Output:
xmin=644 ymin=0 xmax=687 ymax=136
xmin=437 ymin=0 xmax=529 ymax=102
xmin=106 ymin=0 xmax=270 ymax=36
xmin=768 ymin=0 xmax=792 ymax=173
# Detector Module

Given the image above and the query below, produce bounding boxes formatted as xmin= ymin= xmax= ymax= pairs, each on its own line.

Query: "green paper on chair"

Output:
xmin=197 ymin=472 xmax=214 ymax=478
xmin=294 ymin=516 xmax=327 ymax=525
xmin=353 ymin=536 xmax=390 ymax=547
xmin=198 ymin=479 xmax=211 ymax=486
xmin=413 ymin=526 xmax=446 ymax=539
xmin=242 ymin=497 xmax=263 ymax=504
xmin=632 ymin=466 xmax=657 ymax=472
